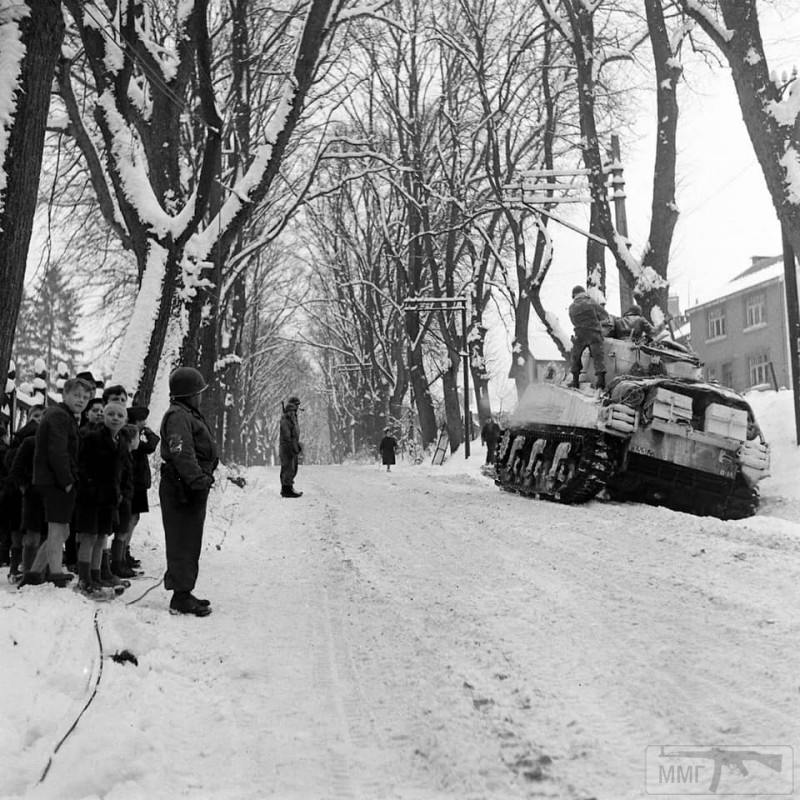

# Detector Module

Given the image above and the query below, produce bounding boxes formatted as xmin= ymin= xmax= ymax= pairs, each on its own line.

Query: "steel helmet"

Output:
xmin=286 ymin=395 xmax=301 ymax=407
xmin=169 ymin=367 xmax=207 ymax=398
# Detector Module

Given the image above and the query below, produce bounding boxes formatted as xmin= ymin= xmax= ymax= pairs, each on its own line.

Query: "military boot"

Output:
xmin=170 ymin=591 xmax=212 ymax=617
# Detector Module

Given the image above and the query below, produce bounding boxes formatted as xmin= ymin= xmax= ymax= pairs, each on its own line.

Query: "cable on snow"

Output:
xmin=39 ymin=609 xmax=104 ymax=783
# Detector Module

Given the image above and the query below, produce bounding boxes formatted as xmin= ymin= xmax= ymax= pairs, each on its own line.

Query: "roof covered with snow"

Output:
xmin=687 ymin=254 xmax=790 ymax=313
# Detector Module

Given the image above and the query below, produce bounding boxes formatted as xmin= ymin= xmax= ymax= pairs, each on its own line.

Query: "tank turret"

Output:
xmin=492 ymin=337 xmax=770 ymax=519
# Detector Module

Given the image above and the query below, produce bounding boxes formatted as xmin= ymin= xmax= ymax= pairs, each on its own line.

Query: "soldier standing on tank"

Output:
xmin=279 ymin=396 xmax=303 ymax=498
xmin=159 ymin=367 xmax=218 ymax=617
xmin=568 ymin=285 xmax=607 ymax=390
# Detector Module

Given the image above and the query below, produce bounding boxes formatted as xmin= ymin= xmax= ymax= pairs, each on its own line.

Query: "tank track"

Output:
xmin=494 ymin=425 xmax=614 ymax=504
xmin=606 ymin=455 xmax=760 ymax=520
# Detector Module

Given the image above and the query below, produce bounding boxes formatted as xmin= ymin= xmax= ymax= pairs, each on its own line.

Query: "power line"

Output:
xmin=680 ymin=160 xmax=757 ymax=220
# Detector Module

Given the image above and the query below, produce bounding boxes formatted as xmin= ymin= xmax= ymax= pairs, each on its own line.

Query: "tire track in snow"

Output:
xmin=309 ymin=474 xmax=567 ymax=799
xmin=309 ymin=464 xmax=800 ymax=800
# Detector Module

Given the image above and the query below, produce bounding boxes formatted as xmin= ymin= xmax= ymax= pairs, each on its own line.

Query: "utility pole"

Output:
xmin=781 ymin=226 xmax=800 ymax=445
xmin=506 ymin=139 xmax=625 ymax=304
xmin=403 ymin=296 xmax=471 ymax=458
xmin=609 ymin=135 xmax=633 ymax=312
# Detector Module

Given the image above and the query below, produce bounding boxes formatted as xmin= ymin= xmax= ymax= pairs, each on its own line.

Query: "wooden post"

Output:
xmin=610 ymin=134 xmax=634 ymax=312
xmin=768 ymin=361 xmax=779 ymax=393
xmin=462 ymin=304 xmax=471 ymax=459
xmin=781 ymin=227 xmax=800 ymax=445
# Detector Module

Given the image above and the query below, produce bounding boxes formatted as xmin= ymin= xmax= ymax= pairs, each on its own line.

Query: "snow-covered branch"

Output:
xmin=0 ymin=5 xmax=29 ymax=220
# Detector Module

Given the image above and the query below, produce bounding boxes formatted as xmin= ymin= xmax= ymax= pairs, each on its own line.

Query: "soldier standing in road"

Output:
xmin=279 ymin=396 xmax=303 ymax=498
xmin=480 ymin=417 xmax=501 ymax=464
xmin=160 ymin=367 xmax=218 ymax=617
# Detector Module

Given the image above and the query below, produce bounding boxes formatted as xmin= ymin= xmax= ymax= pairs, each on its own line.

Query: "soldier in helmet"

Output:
xmin=614 ymin=303 xmax=656 ymax=341
xmin=279 ymin=396 xmax=303 ymax=498
xmin=159 ymin=366 xmax=218 ymax=616
xmin=568 ymin=285 xmax=607 ymax=390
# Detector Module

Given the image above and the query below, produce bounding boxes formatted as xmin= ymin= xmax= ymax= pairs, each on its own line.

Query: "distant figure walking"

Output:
xmin=568 ymin=285 xmax=607 ymax=390
xmin=378 ymin=429 xmax=397 ymax=472
xmin=280 ymin=396 xmax=303 ymax=498
xmin=481 ymin=417 xmax=501 ymax=464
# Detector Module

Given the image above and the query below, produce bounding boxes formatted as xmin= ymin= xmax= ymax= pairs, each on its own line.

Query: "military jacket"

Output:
xmin=568 ymin=292 xmax=606 ymax=334
xmin=160 ymin=401 xmax=218 ymax=490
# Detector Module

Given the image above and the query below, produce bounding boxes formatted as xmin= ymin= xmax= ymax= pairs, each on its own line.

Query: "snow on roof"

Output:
xmin=730 ymin=255 xmax=782 ymax=281
xmin=688 ymin=255 xmax=789 ymax=313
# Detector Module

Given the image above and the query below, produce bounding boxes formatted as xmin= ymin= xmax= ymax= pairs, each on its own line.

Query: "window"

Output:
xmin=721 ymin=362 xmax=733 ymax=389
xmin=707 ymin=307 xmax=726 ymax=339
xmin=744 ymin=292 xmax=766 ymax=328
xmin=748 ymin=352 xmax=770 ymax=387
xmin=706 ymin=364 xmax=717 ymax=382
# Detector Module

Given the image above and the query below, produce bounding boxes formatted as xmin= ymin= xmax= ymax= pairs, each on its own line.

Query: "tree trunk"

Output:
xmin=0 ymin=1 xmax=63 ymax=404
xmin=469 ymin=321 xmax=492 ymax=425
xmin=441 ymin=363 xmax=463 ymax=453
xmin=640 ymin=0 xmax=681 ymax=320
xmin=680 ymin=0 xmax=800 ymax=287
xmin=406 ymin=338 xmax=437 ymax=447
xmin=509 ymin=223 xmax=535 ymax=397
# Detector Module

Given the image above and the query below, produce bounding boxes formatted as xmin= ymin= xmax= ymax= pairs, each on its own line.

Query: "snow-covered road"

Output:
xmin=3 ymin=461 xmax=799 ymax=799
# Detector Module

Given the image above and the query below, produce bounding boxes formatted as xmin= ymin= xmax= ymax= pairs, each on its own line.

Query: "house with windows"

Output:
xmin=686 ymin=255 xmax=797 ymax=392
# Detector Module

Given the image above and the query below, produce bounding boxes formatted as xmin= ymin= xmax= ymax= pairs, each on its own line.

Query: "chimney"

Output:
xmin=751 ymin=255 xmax=771 ymax=266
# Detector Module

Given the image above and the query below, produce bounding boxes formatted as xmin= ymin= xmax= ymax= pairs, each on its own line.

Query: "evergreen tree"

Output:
xmin=13 ymin=263 xmax=83 ymax=378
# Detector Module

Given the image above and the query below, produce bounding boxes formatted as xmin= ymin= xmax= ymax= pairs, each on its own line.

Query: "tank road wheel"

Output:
xmin=553 ymin=458 xmax=578 ymax=500
xmin=520 ymin=438 xmax=547 ymax=495
xmin=495 ymin=430 xmax=511 ymax=464
xmin=494 ymin=430 xmax=616 ymax=506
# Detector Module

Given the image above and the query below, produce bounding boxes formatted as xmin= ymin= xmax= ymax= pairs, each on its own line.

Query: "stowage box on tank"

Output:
xmin=492 ymin=337 xmax=770 ymax=520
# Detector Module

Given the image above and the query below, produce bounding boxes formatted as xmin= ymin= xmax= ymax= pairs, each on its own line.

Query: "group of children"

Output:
xmin=0 ymin=374 xmax=159 ymax=599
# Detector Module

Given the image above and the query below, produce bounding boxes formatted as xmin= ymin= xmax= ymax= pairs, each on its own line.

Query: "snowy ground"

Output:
xmin=1 ymin=390 xmax=799 ymax=800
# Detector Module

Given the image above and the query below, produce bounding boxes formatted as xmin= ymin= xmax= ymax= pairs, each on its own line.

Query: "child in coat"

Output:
xmin=112 ymin=407 xmax=159 ymax=575
xmin=74 ymin=401 xmax=128 ymax=597
xmin=24 ymin=377 xmax=94 ymax=587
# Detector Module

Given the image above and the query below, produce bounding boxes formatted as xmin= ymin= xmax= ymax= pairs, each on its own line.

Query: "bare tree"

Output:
xmin=538 ymin=0 xmax=671 ymax=318
xmin=678 ymin=0 xmax=800 ymax=261
xmin=58 ymin=0 xmax=380 ymax=405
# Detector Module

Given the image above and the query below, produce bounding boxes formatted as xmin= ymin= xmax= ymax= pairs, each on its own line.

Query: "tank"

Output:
xmin=492 ymin=336 xmax=771 ymax=519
